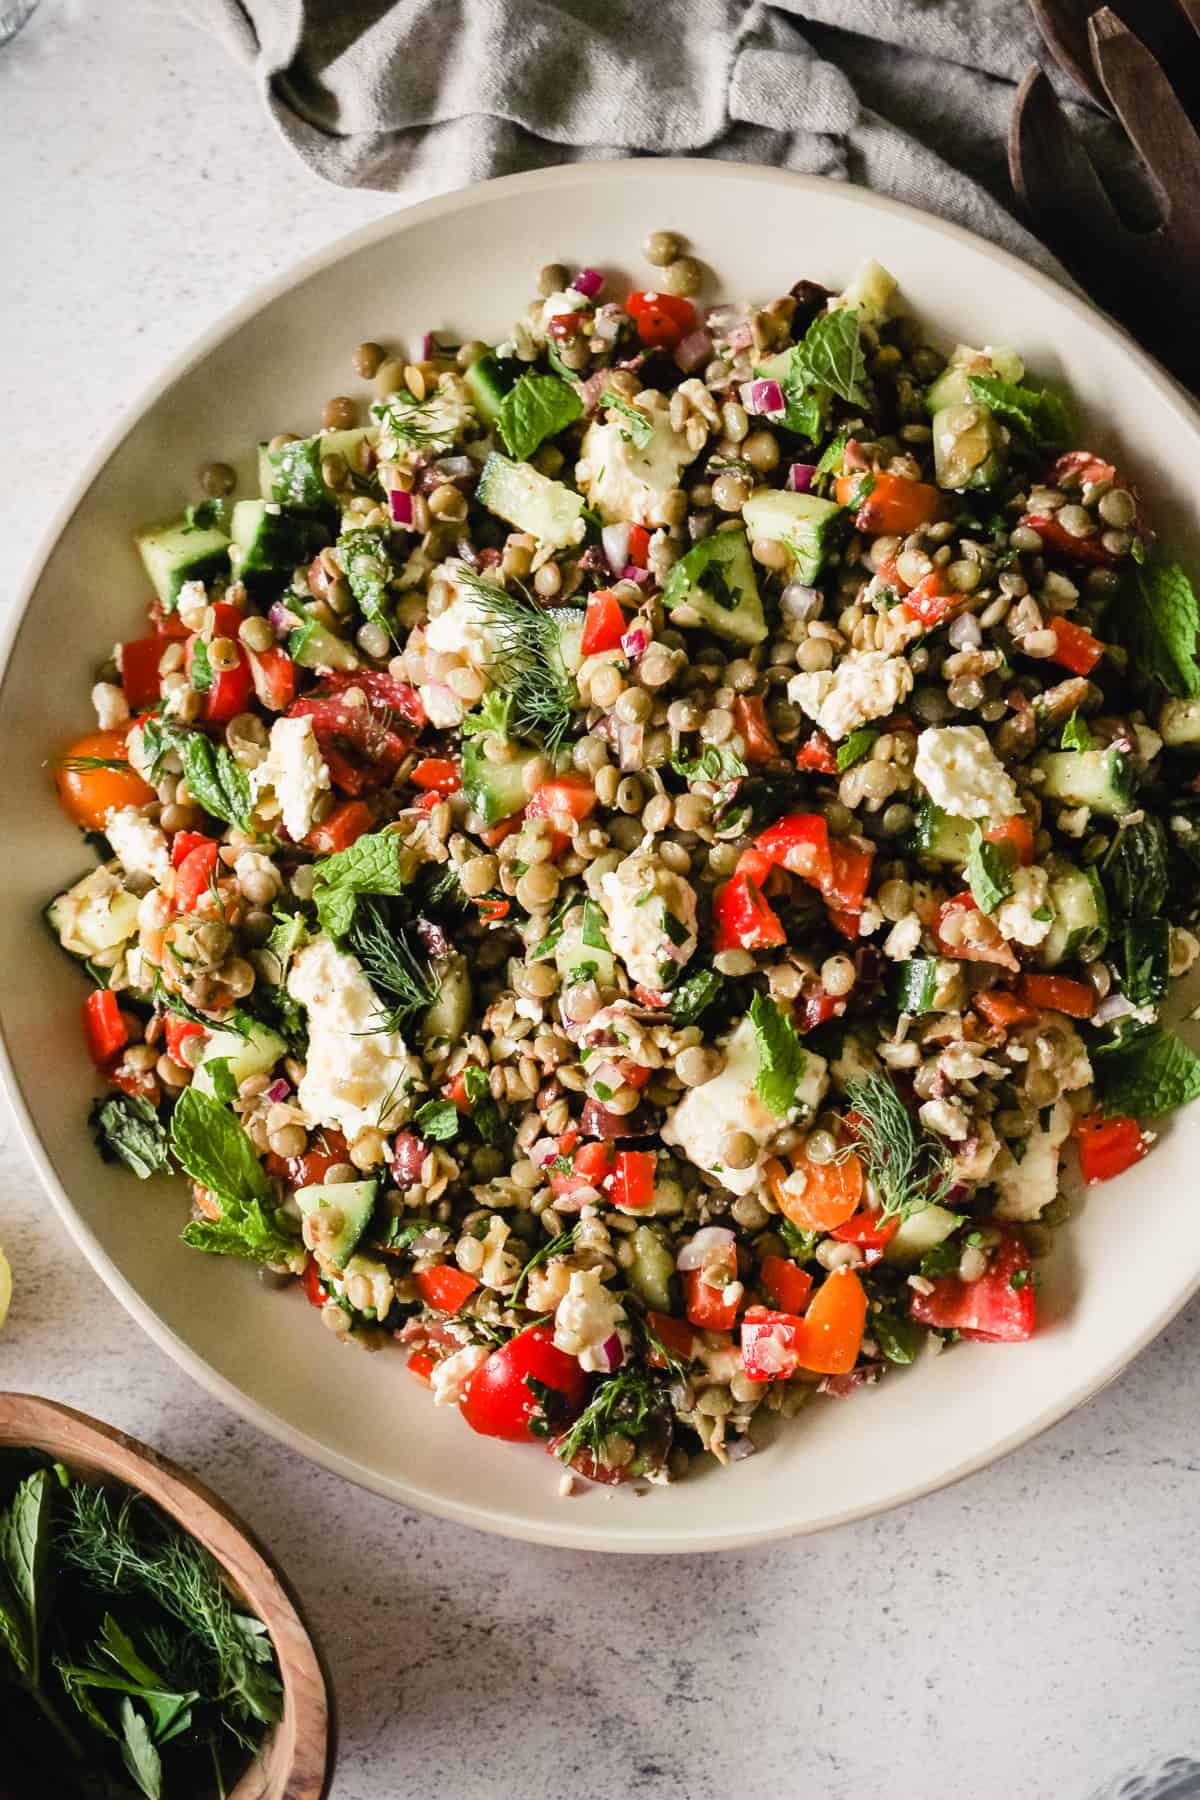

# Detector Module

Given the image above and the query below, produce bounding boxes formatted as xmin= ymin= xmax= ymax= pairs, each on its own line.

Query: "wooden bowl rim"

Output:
xmin=0 ymin=1392 xmax=333 ymax=1800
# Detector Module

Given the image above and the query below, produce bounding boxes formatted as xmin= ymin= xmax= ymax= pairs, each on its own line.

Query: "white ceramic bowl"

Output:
xmin=3 ymin=160 xmax=1199 ymax=1553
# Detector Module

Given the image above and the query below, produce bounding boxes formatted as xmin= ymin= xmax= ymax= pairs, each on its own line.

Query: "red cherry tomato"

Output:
xmin=625 ymin=290 xmax=698 ymax=349
xmin=459 ymin=1326 xmax=590 ymax=1442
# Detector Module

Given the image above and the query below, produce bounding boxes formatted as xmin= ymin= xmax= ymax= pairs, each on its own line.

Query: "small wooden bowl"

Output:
xmin=0 ymin=1393 xmax=332 ymax=1800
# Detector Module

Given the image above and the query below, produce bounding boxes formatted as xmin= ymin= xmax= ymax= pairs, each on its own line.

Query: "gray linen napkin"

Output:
xmin=180 ymin=0 xmax=1142 ymax=278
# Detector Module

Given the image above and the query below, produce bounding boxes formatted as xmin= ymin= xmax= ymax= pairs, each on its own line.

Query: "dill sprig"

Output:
xmin=843 ymin=1072 xmax=956 ymax=1222
xmin=509 ymin=1224 xmax=578 ymax=1306
xmin=56 ymin=754 xmax=132 ymax=774
xmin=150 ymin=970 xmax=252 ymax=1040
xmin=553 ymin=1361 xmax=670 ymax=1468
xmin=347 ymin=900 xmax=440 ymax=1033
xmin=455 ymin=566 xmax=579 ymax=753
xmin=371 ymin=392 xmax=445 ymax=450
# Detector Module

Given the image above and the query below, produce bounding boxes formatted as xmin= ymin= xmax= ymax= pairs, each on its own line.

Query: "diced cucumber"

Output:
xmin=192 ymin=1021 xmax=286 ymax=1100
xmin=1035 ymin=748 xmax=1135 ymax=817
xmin=1159 ymin=698 xmax=1200 ymax=748
xmin=910 ymin=801 xmax=975 ymax=867
xmin=262 ymin=431 xmax=377 ymax=511
xmin=834 ymin=259 xmax=897 ymax=327
xmin=47 ymin=868 xmax=139 ymax=961
xmin=741 ymin=488 xmax=844 ymax=585
xmin=889 ymin=957 xmax=967 ymax=1014
xmin=464 ymin=351 xmax=524 ymax=426
xmin=295 ymin=1178 xmax=378 ymax=1271
xmin=661 ymin=529 xmax=766 ymax=646
xmin=421 ymin=954 xmax=472 ymax=1046
xmin=925 ymin=344 xmax=1024 ymax=414
xmin=134 ymin=517 xmax=231 ymax=610
xmin=461 ymin=736 xmax=541 ymax=826
xmin=884 ymin=1203 xmax=962 ymax=1264
xmin=476 ymin=452 xmax=585 ymax=550
xmin=288 ymin=612 xmax=361 ymax=673
xmin=931 ymin=402 xmax=1006 ymax=492
xmin=626 ymin=1225 xmax=676 ymax=1312
xmin=553 ymin=922 xmax=617 ymax=990
xmin=229 ymin=499 xmax=329 ymax=592
xmin=1037 ymin=862 xmax=1108 ymax=968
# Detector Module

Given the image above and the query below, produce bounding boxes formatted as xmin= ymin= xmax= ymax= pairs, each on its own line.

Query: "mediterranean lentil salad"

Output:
xmin=50 ymin=233 xmax=1200 ymax=1489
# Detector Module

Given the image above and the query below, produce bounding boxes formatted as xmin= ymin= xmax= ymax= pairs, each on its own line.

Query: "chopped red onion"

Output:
xmin=727 ymin=322 xmax=754 ymax=350
xmin=530 ymin=1138 xmax=560 ymax=1170
xmin=621 ymin=565 xmax=651 ymax=586
xmin=572 ymin=267 xmax=604 ymax=299
xmin=741 ymin=378 xmax=785 ymax=417
xmin=420 ymin=331 xmax=434 ymax=361
xmin=264 ymin=1079 xmax=290 ymax=1104
xmin=601 ymin=521 xmax=631 ymax=575
xmin=268 ymin=601 xmax=298 ymax=637
xmin=621 ymin=625 xmax=650 ymax=660
xmin=409 ymin=1228 xmax=450 ymax=1257
xmin=787 ymin=463 xmax=817 ymax=493
xmin=1094 ymin=993 xmax=1137 ymax=1026
xmin=705 ymin=304 xmax=743 ymax=335
xmin=674 ymin=328 xmax=713 ymax=373
xmin=780 ymin=582 xmax=822 ymax=622
xmin=389 ymin=489 xmax=415 ymax=527
xmin=676 ymin=1225 xmax=736 ymax=1272
xmin=599 ymin=1332 xmax=625 ymax=1373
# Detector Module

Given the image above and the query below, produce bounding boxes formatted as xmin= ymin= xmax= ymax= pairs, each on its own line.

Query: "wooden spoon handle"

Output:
xmin=1089 ymin=6 xmax=1200 ymax=211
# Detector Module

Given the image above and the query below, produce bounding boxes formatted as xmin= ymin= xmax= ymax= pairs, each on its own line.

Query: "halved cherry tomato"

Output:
xmin=1048 ymin=617 xmax=1104 ymax=676
xmin=1073 ymin=1113 xmax=1148 ymax=1184
xmin=581 ymin=590 xmax=626 ymax=656
xmin=1050 ymin=451 xmax=1116 ymax=492
xmin=829 ymin=1210 xmax=900 ymax=1250
xmin=302 ymin=1256 xmax=328 ymax=1308
xmin=646 ymin=1311 xmax=696 ymax=1369
xmin=795 ymin=1267 xmax=868 ymax=1373
xmin=407 ymin=1350 xmax=436 ymax=1385
xmin=610 ymin=1149 xmax=655 ymax=1211
xmin=165 ymin=1016 xmax=205 ymax=1063
xmin=415 ymin=1265 xmax=481 ymax=1313
xmin=732 ymin=695 xmax=779 ymax=764
xmin=986 ymin=815 xmax=1035 ymax=867
xmin=935 ymin=893 xmax=1020 ymax=971
xmin=712 ymin=870 xmax=787 ymax=952
xmin=303 ymin=799 xmax=374 ymax=855
xmin=83 ymin=989 xmax=127 ymax=1066
xmin=170 ymin=830 xmax=215 ymax=869
xmin=269 ymin=1129 xmax=351 ymax=1193
xmin=836 ymin=472 xmax=944 ymax=536
xmin=459 ymin=1326 xmax=590 ymax=1442
xmin=526 ymin=774 xmax=597 ymax=827
xmin=1016 ymin=972 xmax=1097 ymax=1019
xmin=173 ymin=841 xmax=221 ymax=912
xmin=625 ymin=290 xmax=698 ymax=349
xmin=119 ymin=637 xmax=163 ymax=710
xmin=974 ymin=989 xmax=1039 ymax=1031
xmin=310 ymin=670 xmax=426 ymax=730
xmin=289 ymin=673 xmax=421 ymax=794
xmin=760 ymin=1255 xmax=814 ymax=1315
xmin=247 ymin=645 xmax=297 ymax=713
xmin=796 ymin=732 xmax=837 ymax=775
xmin=55 ymin=729 xmax=155 ymax=831
xmin=900 ymin=570 xmax=954 ymax=628
xmin=410 ymin=758 xmax=461 ymax=797
xmin=683 ymin=1256 xmax=742 ymax=1332
xmin=768 ymin=1147 xmax=865 ymax=1233
xmin=1019 ymin=514 xmax=1116 ymax=568
xmin=910 ymin=1231 xmax=1034 ymax=1341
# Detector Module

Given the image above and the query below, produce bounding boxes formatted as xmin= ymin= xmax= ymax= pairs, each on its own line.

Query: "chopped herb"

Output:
xmin=600 ymin=390 xmax=653 ymax=450
xmin=310 ymin=831 xmax=417 ymax=941
xmin=748 ymin=990 xmax=806 ymax=1119
xmin=188 ymin=638 xmax=213 ymax=694
xmin=413 ymin=1098 xmax=460 ymax=1142
xmin=670 ymin=966 xmax=725 ymax=1027
xmin=498 ymin=372 xmax=583 ymax=462
xmin=510 ymin=1225 xmax=578 ymax=1306
xmin=836 ymin=727 xmax=879 ymax=771
xmin=456 ymin=569 xmax=579 ymax=753
xmin=552 ymin=1361 xmax=668 ymax=1467
xmin=965 ymin=822 xmax=1014 ymax=915
xmin=89 ymin=1094 xmax=170 ymax=1181
xmin=346 ymin=899 xmax=439 ymax=1032
xmin=1060 ymin=709 xmax=1092 ymax=752
xmin=581 ymin=898 xmax=610 ymax=951
xmin=842 ymin=1072 xmax=955 ymax=1222
xmin=966 ymin=374 xmax=1073 ymax=451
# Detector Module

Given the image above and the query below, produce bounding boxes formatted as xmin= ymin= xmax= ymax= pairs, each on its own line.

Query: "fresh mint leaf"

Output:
xmin=169 ymin=1086 xmax=274 ymax=1212
xmin=181 ymin=734 xmax=252 ymax=832
xmin=188 ymin=638 xmax=214 ymax=694
xmin=180 ymin=1209 xmax=298 ymax=1266
xmin=206 ymin=1056 xmax=238 ymax=1106
xmin=1103 ymin=816 xmax=1168 ymax=920
xmin=414 ymin=1098 xmax=460 ymax=1142
xmin=581 ymin=899 xmax=610 ymax=952
xmin=836 ymin=727 xmax=878 ymax=771
xmin=1096 ymin=1026 xmax=1200 ymax=1118
xmin=1125 ymin=563 xmax=1200 ymax=699
xmin=498 ymin=372 xmax=583 ymax=462
xmin=375 ymin=1216 xmax=438 ymax=1253
xmin=0 ymin=1470 xmax=54 ymax=1683
xmin=1119 ymin=918 xmax=1169 ymax=1006
xmin=872 ymin=1308 xmax=922 ymax=1364
xmin=799 ymin=307 xmax=868 ymax=406
xmin=339 ymin=528 xmax=392 ymax=628
xmin=670 ymin=968 xmax=725 ymax=1026
xmin=966 ymin=374 xmax=1072 ymax=451
xmin=311 ymin=831 xmax=416 ymax=940
xmin=965 ymin=822 xmax=1014 ymax=914
xmin=119 ymin=1696 xmax=163 ymax=1800
xmin=748 ymin=991 xmax=806 ymax=1119
xmin=1060 ymin=709 xmax=1092 ymax=752
xmin=90 ymin=1094 xmax=170 ymax=1181
xmin=670 ymin=744 xmax=748 ymax=786
xmin=600 ymin=390 xmax=652 ymax=451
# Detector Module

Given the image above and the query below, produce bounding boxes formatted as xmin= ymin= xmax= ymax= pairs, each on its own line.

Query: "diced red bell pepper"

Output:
xmin=684 ymin=1258 xmax=742 ymax=1332
xmin=302 ymin=1256 xmax=328 ymax=1308
xmin=646 ymin=1311 xmax=697 ymax=1369
xmin=1073 ymin=1113 xmax=1148 ymax=1184
xmin=796 ymin=732 xmax=838 ymax=775
xmin=632 ymin=983 xmax=671 ymax=1010
xmin=410 ymin=757 xmax=461 ymax=797
xmin=173 ymin=840 xmax=221 ymax=911
xmin=526 ymin=774 xmax=596 ymax=828
xmin=1048 ymin=617 xmax=1104 ymax=676
xmin=120 ymin=637 xmax=164 ymax=710
xmin=303 ymin=799 xmax=374 ymax=855
xmin=476 ymin=897 xmax=511 ymax=923
xmin=1019 ymin=514 xmax=1116 ymax=568
xmin=740 ymin=1308 xmax=807 ymax=1382
xmin=732 ymin=695 xmax=779 ymax=765
xmin=974 ymin=989 xmax=1039 ymax=1031
xmin=760 ymin=1255 xmax=814 ymax=1315
xmin=825 ymin=837 xmax=874 ymax=912
xmin=164 ymin=1016 xmax=205 ymax=1064
xmin=909 ymin=1231 xmax=1034 ymax=1341
xmin=83 ymin=989 xmax=127 ymax=1066
xmin=756 ymin=812 xmax=831 ymax=884
xmin=187 ymin=600 xmax=253 ymax=725
xmin=1016 ymin=972 xmax=1097 ymax=1019
xmin=148 ymin=597 xmax=190 ymax=639
xmin=479 ymin=814 xmax=524 ymax=849
xmin=550 ymin=1139 xmax=616 ymax=1200
xmin=829 ymin=1211 xmax=900 ymax=1250
xmin=827 ymin=907 xmax=862 ymax=940
xmin=900 ymin=570 xmax=954 ymax=629
xmin=171 ymin=829 xmax=215 ymax=869
xmin=310 ymin=670 xmax=427 ymax=731
xmin=797 ymin=988 xmax=845 ymax=1032
xmin=247 ymin=645 xmax=297 ymax=713
xmin=986 ymin=815 xmax=1035 ymax=867
xmin=625 ymin=290 xmax=698 ymax=349
xmin=627 ymin=524 xmax=652 ymax=568
xmin=712 ymin=869 xmax=787 ymax=953
xmin=610 ymin=1149 xmax=656 ymax=1211
xmin=407 ymin=1350 xmax=436 ymax=1385
xmin=935 ymin=893 xmax=1020 ymax=971
xmin=581 ymin=590 xmax=626 ymax=656
xmin=546 ymin=312 xmax=589 ymax=342
xmin=415 ymin=1265 xmax=481 ymax=1314
xmin=835 ymin=472 xmax=944 ymax=536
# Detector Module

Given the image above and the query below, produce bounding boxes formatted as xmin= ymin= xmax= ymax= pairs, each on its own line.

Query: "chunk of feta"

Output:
xmin=288 ymin=936 xmax=412 ymax=1139
xmin=994 ymin=865 xmax=1052 ymax=947
xmin=992 ymin=1097 xmax=1073 ymax=1220
xmin=553 ymin=1269 xmax=629 ymax=1373
xmin=787 ymin=651 xmax=914 ymax=742
xmin=422 ymin=562 xmax=505 ymax=674
xmin=662 ymin=1015 xmax=828 ymax=1196
xmin=103 ymin=806 xmax=170 ymax=884
xmin=599 ymin=851 xmax=697 ymax=989
xmin=373 ymin=374 xmax=475 ymax=457
xmin=913 ymin=725 xmax=1022 ymax=820
xmin=576 ymin=397 xmax=693 ymax=526
xmin=250 ymin=715 xmax=330 ymax=843
xmin=49 ymin=866 xmax=140 ymax=960
xmin=540 ymin=289 xmax=592 ymax=335
xmin=430 ymin=1343 xmax=489 ymax=1407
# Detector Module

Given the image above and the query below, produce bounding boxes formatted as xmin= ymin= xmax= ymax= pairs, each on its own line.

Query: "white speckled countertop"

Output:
xmin=3 ymin=5 xmax=1199 ymax=1796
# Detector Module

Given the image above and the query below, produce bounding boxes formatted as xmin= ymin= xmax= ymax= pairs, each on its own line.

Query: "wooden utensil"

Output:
xmin=1030 ymin=0 xmax=1200 ymax=117
xmin=0 ymin=1393 xmax=333 ymax=1800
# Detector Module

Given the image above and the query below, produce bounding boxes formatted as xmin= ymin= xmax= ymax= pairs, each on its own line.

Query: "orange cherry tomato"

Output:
xmin=767 ymin=1145 xmax=864 ymax=1233
xmin=55 ymin=729 xmax=154 ymax=831
xmin=794 ymin=1267 xmax=868 ymax=1374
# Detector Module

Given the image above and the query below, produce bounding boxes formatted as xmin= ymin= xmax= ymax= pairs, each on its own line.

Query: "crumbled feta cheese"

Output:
xmin=884 ymin=913 xmax=922 ymax=960
xmin=787 ymin=651 xmax=914 ymax=742
xmin=288 ymin=936 xmax=412 ymax=1139
xmin=91 ymin=680 xmax=130 ymax=732
xmin=599 ymin=852 xmax=697 ymax=989
xmin=540 ymin=289 xmax=592 ymax=335
xmin=994 ymin=865 xmax=1052 ymax=947
xmin=250 ymin=715 xmax=330 ymax=842
xmin=419 ymin=682 xmax=464 ymax=729
xmin=913 ymin=725 xmax=1022 ymax=820
xmin=662 ymin=1015 xmax=828 ymax=1196
xmin=553 ymin=1269 xmax=628 ymax=1373
xmin=374 ymin=374 xmax=475 ymax=457
xmin=576 ymin=397 xmax=693 ymax=526
xmin=430 ymin=1343 xmax=489 ymax=1407
xmin=49 ymin=866 xmax=139 ymax=960
xmin=423 ymin=563 xmax=504 ymax=674
xmin=918 ymin=1097 xmax=971 ymax=1141
xmin=103 ymin=806 xmax=170 ymax=884
xmin=993 ymin=1097 xmax=1073 ymax=1220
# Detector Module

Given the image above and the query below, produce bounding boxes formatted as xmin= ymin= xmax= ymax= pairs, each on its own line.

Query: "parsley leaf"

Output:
xmin=872 ymin=1307 xmax=922 ymax=1365
xmin=1094 ymin=1026 xmax=1200 ymax=1118
xmin=180 ymin=735 xmax=252 ymax=832
xmin=1124 ymin=563 xmax=1200 ymax=699
xmin=497 ymin=372 xmax=583 ymax=462
xmin=836 ymin=727 xmax=879 ymax=771
xmin=581 ymin=898 xmax=610 ymax=951
xmin=463 ymin=1063 xmax=505 ymax=1145
xmin=965 ymin=822 xmax=1014 ymax=914
xmin=748 ymin=991 xmax=806 ymax=1119
xmin=966 ymin=374 xmax=1072 ymax=451
xmin=600 ymin=390 xmax=653 ymax=450
xmin=89 ymin=1094 xmax=170 ymax=1181
xmin=670 ymin=744 xmax=748 ymax=786
xmin=310 ymin=831 xmax=417 ymax=941
xmin=1060 ymin=709 xmax=1092 ymax=752
xmin=414 ymin=1098 xmax=460 ymax=1142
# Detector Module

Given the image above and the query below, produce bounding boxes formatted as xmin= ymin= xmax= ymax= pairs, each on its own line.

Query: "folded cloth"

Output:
xmin=177 ymin=0 xmax=1135 ymax=275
